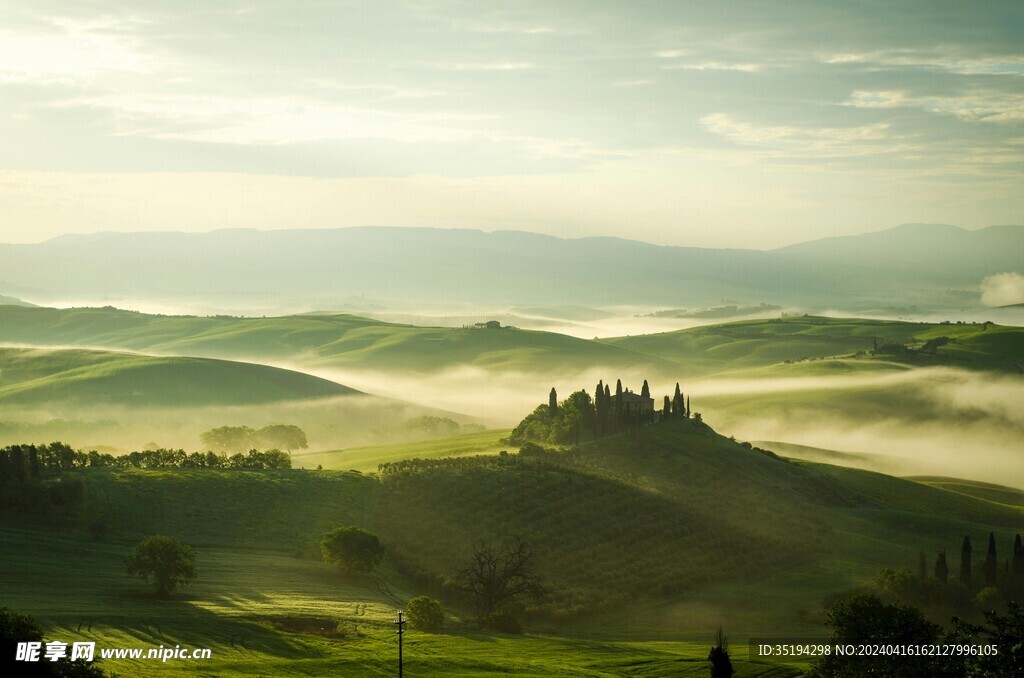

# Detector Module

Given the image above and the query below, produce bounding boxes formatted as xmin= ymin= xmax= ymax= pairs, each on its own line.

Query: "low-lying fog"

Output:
xmin=29 ymin=295 xmax=1022 ymax=339
xmin=281 ymin=362 xmax=1024 ymax=488
xmin=0 ymin=395 xmax=479 ymax=457
xmin=3 ymin=295 xmax=1021 ymax=486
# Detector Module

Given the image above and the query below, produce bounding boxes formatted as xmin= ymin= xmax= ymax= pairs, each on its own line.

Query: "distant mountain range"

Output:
xmin=0 ymin=224 xmax=1019 ymax=309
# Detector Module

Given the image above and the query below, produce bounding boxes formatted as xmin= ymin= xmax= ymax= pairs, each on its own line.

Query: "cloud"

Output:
xmin=846 ymin=89 xmax=1024 ymax=123
xmin=662 ymin=62 xmax=762 ymax=73
xmin=980 ymin=272 xmax=1024 ymax=307
xmin=0 ymin=18 xmax=154 ymax=83
xmin=823 ymin=51 xmax=1024 ymax=76
xmin=431 ymin=62 xmax=536 ymax=71
xmin=700 ymin=113 xmax=897 ymax=158
xmin=50 ymin=93 xmax=497 ymax=145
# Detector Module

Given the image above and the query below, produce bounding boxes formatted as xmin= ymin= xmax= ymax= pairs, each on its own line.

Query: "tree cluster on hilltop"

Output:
xmin=508 ymin=378 xmax=696 ymax=445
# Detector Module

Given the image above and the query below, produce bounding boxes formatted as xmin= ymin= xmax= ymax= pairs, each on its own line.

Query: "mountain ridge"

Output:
xmin=2 ymin=224 xmax=1020 ymax=309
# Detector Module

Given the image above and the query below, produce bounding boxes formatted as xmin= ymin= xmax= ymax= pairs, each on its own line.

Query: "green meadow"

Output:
xmin=2 ymin=526 xmax=803 ymax=677
xmin=604 ymin=315 xmax=1024 ymax=377
xmin=0 ymin=346 xmax=358 ymax=407
xmin=1 ymin=307 xmax=1023 ymax=675
xmin=294 ymin=429 xmax=513 ymax=473
xmin=0 ymin=306 xmax=674 ymax=375
xmin=3 ymin=418 xmax=1022 ymax=675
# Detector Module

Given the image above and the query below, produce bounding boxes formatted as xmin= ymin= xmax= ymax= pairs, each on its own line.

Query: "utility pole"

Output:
xmin=395 ymin=610 xmax=406 ymax=677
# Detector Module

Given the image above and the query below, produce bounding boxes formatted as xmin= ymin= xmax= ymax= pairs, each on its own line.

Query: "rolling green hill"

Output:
xmin=0 ymin=305 xmax=677 ymax=375
xmin=10 ymin=421 xmax=1021 ymax=634
xmin=1 ymin=307 xmax=1021 ymax=381
xmin=603 ymin=315 xmax=1024 ymax=378
xmin=0 ymin=346 xmax=359 ymax=407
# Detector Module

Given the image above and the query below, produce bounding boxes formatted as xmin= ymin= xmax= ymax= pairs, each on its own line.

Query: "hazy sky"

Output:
xmin=1 ymin=1 xmax=1022 ymax=248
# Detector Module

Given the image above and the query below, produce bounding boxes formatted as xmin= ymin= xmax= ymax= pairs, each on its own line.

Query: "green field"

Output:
xmin=0 ymin=346 xmax=358 ymax=407
xmin=603 ymin=315 xmax=1024 ymax=377
xmin=0 ymin=307 xmax=1020 ymax=390
xmin=0 ymin=530 xmax=801 ymax=677
xmin=3 ymin=419 xmax=1021 ymax=675
xmin=0 ymin=306 xmax=676 ymax=376
xmin=294 ymin=429 xmax=513 ymax=472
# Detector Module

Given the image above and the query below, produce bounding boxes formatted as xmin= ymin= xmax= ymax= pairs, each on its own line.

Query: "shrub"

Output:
xmin=405 ymin=596 xmax=444 ymax=632
xmin=321 ymin=526 xmax=385 ymax=574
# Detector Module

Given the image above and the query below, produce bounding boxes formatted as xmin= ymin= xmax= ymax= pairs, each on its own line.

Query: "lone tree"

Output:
xmin=457 ymin=537 xmax=544 ymax=625
xmin=708 ymin=626 xmax=734 ymax=678
xmin=125 ymin=535 xmax=197 ymax=597
xmin=405 ymin=596 xmax=444 ymax=632
xmin=321 ymin=526 xmax=385 ymax=574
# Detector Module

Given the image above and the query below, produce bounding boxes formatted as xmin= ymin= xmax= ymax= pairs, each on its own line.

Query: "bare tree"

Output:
xmin=457 ymin=537 xmax=544 ymax=622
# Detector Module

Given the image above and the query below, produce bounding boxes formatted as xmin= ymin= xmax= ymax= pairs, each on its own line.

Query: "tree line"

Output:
xmin=924 ymin=532 xmax=1024 ymax=590
xmin=0 ymin=442 xmax=291 ymax=484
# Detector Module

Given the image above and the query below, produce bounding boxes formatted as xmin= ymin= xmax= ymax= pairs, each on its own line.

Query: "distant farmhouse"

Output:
xmin=475 ymin=320 xmax=502 ymax=329
xmin=618 ymin=390 xmax=655 ymax=418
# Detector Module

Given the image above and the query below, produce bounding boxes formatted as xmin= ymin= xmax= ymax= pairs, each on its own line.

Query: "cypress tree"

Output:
xmin=935 ymin=551 xmax=948 ymax=583
xmin=918 ymin=551 xmax=927 ymax=580
xmin=663 ymin=395 xmax=671 ymax=420
xmin=614 ymin=379 xmax=624 ymax=429
xmin=686 ymin=395 xmax=691 ymax=418
xmin=1013 ymin=534 xmax=1024 ymax=577
xmin=960 ymin=536 xmax=972 ymax=587
xmin=984 ymin=532 xmax=998 ymax=587
xmin=549 ymin=387 xmax=558 ymax=417
xmin=640 ymin=380 xmax=650 ymax=399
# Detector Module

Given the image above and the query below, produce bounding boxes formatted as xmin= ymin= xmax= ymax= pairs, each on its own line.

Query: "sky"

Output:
xmin=0 ymin=0 xmax=1022 ymax=248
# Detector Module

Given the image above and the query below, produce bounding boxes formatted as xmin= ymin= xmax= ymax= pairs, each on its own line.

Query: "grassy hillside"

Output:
xmin=3 ymin=417 xmax=1022 ymax=674
xmin=0 ymin=531 xmax=793 ymax=677
xmin=10 ymin=421 xmax=1021 ymax=633
xmin=910 ymin=477 xmax=1024 ymax=508
xmin=295 ymin=429 xmax=512 ymax=472
xmin=0 ymin=346 xmax=358 ymax=407
xmin=0 ymin=306 xmax=674 ymax=375
xmin=604 ymin=315 xmax=1024 ymax=377
xmin=1 ymin=308 xmax=1020 ymax=382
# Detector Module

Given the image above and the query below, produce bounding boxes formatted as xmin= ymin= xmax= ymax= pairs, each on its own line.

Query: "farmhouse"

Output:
xmin=618 ymin=390 xmax=654 ymax=417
